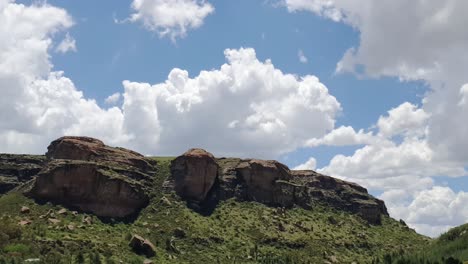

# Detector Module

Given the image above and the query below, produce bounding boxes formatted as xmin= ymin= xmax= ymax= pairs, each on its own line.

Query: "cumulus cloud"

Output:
xmin=377 ymin=102 xmax=429 ymax=139
xmin=384 ymin=187 xmax=468 ymax=237
xmin=0 ymin=1 xmax=341 ymax=160
xmin=0 ymin=1 xmax=131 ymax=153
xmin=128 ymin=0 xmax=214 ymax=40
xmin=122 ymin=48 xmax=341 ymax=157
xmin=283 ymin=0 xmax=468 ymax=237
xmin=305 ymin=125 xmax=378 ymax=147
xmin=313 ymin=104 xmax=466 ymax=236
xmin=55 ymin=33 xmax=77 ymax=53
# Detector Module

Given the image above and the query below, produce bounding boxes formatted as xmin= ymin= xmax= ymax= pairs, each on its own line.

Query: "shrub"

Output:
xmin=3 ymin=243 xmax=30 ymax=254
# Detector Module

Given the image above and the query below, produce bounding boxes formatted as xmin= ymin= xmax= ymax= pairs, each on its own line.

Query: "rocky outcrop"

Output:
xmin=290 ymin=170 xmax=388 ymax=224
xmin=46 ymin=136 xmax=155 ymax=171
xmin=129 ymin=234 xmax=157 ymax=257
xmin=27 ymin=136 xmax=157 ymax=218
xmin=169 ymin=148 xmax=218 ymax=201
xmin=235 ymin=159 xmax=291 ymax=204
xmin=0 ymin=154 xmax=45 ymax=195
xmin=168 ymin=150 xmax=388 ymax=224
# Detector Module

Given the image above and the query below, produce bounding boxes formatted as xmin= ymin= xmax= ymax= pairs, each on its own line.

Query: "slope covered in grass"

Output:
xmin=0 ymin=157 xmax=429 ymax=263
xmin=377 ymin=223 xmax=468 ymax=264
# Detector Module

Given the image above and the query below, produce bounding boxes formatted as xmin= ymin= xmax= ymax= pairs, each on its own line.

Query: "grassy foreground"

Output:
xmin=0 ymin=157 xmax=429 ymax=263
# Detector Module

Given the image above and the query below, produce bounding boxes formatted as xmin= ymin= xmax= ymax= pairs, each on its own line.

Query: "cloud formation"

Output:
xmin=122 ymin=48 xmax=341 ymax=157
xmin=0 ymin=1 xmax=341 ymax=160
xmin=128 ymin=0 xmax=214 ymax=40
xmin=283 ymin=0 xmax=468 ymax=236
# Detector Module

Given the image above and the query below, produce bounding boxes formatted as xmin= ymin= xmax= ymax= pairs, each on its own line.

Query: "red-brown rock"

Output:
xmin=235 ymin=159 xmax=291 ymax=203
xmin=27 ymin=136 xmax=156 ymax=218
xmin=170 ymin=148 xmax=218 ymax=201
xmin=29 ymin=160 xmax=149 ymax=218
xmin=46 ymin=136 xmax=155 ymax=171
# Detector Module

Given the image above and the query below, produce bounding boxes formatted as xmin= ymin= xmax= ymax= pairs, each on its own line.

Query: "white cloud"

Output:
xmin=294 ymin=157 xmax=316 ymax=170
xmin=306 ymin=125 xmax=378 ymax=147
xmin=0 ymin=1 xmax=130 ymax=153
xmin=128 ymin=0 xmax=214 ymax=41
xmin=0 ymin=2 xmax=341 ymax=159
xmin=283 ymin=0 xmax=468 ymax=237
xmin=284 ymin=0 xmax=342 ymax=22
xmin=105 ymin=92 xmax=121 ymax=105
xmin=122 ymin=48 xmax=341 ymax=157
xmin=55 ymin=33 xmax=77 ymax=53
xmin=298 ymin=49 xmax=308 ymax=63
xmin=384 ymin=187 xmax=468 ymax=237
xmin=377 ymin=102 xmax=429 ymax=139
xmin=283 ymin=0 xmax=468 ymax=165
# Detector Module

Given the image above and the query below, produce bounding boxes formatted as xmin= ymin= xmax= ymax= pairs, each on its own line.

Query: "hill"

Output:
xmin=376 ymin=223 xmax=468 ymax=264
xmin=0 ymin=137 xmax=429 ymax=263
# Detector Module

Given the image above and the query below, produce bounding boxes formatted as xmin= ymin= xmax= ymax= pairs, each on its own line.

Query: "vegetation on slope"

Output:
xmin=0 ymin=157 xmax=428 ymax=263
xmin=375 ymin=223 xmax=468 ymax=264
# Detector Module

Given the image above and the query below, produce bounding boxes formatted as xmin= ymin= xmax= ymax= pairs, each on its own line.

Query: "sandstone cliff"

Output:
xmin=0 ymin=137 xmax=388 ymax=224
xmin=168 ymin=150 xmax=388 ymax=224
xmin=26 ymin=136 xmax=157 ymax=218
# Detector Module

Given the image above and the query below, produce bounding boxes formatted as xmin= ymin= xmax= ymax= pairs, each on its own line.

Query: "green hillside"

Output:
xmin=0 ymin=157 xmax=428 ymax=263
xmin=376 ymin=223 xmax=468 ymax=264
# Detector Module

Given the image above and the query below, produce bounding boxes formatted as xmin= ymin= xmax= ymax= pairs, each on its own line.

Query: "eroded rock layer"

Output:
xmin=27 ymin=136 xmax=157 ymax=218
xmin=0 ymin=154 xmax=45 ymax=195
xmin=169 ymin=148 xmax=218 ymax=201
xmin=169 ymin=152 xmax=389 ymax=224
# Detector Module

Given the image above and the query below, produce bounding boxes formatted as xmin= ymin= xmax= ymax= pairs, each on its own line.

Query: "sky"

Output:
xmin=1 ymin=0 xmax=468 ymax=237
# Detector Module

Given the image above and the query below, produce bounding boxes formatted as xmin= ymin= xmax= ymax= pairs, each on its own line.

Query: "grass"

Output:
xmin=377 ymin=223 xmax=468 ymax=263
xmin=0 ymin=156 xmax=430 ymax=263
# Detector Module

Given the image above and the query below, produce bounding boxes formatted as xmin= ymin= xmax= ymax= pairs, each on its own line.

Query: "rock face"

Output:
xmin=235 ymin=159 xmax=291 ymax=204
xmin=46 ymin=137 xmax=155 ymax=171
xmin=290 ymin=170 xmax=388 ymax=224
xmin=27 ymin=136 xmax=157 ymax=218
xmin=0 ymin=154 xmax=45 ymax=195
xmin=169 ymin=148 xmax=218 ymax=201
xmin=169 ymin=150 xmax=389 ymax=224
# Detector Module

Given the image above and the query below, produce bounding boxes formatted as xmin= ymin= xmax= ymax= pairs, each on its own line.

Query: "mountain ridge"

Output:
xmin=0 ymin=136 xmax=433 ymax=263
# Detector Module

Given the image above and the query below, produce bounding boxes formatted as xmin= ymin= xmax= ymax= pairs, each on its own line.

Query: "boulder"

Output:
xmin=170 ymin=148 xmax=218 ymax=201
xmin=129 ymin=234 xmax=157 ymax=257
xmin=20 ymin=206 xmax=30 ymax=214
xmin=27 ymin=137 xmax=157 ymax=218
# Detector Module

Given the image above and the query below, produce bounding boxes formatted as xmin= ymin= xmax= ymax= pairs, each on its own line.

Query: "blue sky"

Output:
xmin=31 ymin=0 xmax=427 ymax=167
xmin=3 ymin=0 xmax=468 ymax=237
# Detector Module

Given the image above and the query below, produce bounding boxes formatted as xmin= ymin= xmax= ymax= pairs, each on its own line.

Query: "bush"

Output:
xmin=3 ymin=243 xmax=30 ymax=254
xmin=0 ymin=220 xmax=22 ymax=240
